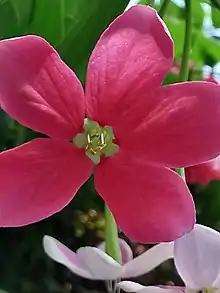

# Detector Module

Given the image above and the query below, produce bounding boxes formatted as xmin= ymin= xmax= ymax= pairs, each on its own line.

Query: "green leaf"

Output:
xmin=191 ymin=0 xmax=204 ymax=29
xmin=195 ymin=181 xmax=220 ymax=228
xmin=191 ymin=31 xmax=220 ymax=66
xmin=0 ymin=0 xmax=34 ymax=39
xmin=160 ymin=1 xmax=204 ymax=29
xmin=27 ymin=0 xmax=65 ymax=46
xmin=57 ymin=0 xmax=129 ymax=82
xmin=164 ymin=17 xmax=185 ymax=57
xmin=212 ymin=6 xmax=220 ymax=28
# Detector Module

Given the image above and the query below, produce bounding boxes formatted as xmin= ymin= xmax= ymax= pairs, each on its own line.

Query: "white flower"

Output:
xmin=43 ymin=235 xmax=173 ymax=280
xmin=119 ymin=224 xmax=220 ymax=293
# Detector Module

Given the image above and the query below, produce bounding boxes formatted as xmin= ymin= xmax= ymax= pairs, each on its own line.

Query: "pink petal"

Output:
xmin=174 ymin=224 xmax=220 ymax=289
xmin=0 ymin=138 xmax=93 ymax=226
xmin=77 ymin=247 xmax=123 ymax=280
xmin=0 ymin=35 xmax=85 ymax=140
xmin=43 ymin=235 xmax=94 ymax=279
xmin=122 ymin=242 xmax=174 ymax=278
xmin=85 ymin=5 xmax=173 ymax=126
xmin=95 ymin=152 xmax=195 ymax=243
xmin=119 ymin=82 xmax=220 ymax=168
xmin=185 ymin=156 xmax=220 ymax=185
xmin=98 ymin=238 xmax=133 ymax=264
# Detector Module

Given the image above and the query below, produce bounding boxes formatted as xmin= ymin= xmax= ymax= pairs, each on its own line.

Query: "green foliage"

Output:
xmin=0 ymin=0 xmax=33 ymax=38
xmin=212 ymin=6 xmax=220 ymax=27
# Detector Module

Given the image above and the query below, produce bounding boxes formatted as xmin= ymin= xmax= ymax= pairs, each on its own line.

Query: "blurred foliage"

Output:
xmin=0 ymin=0 xmax=220 ymax=292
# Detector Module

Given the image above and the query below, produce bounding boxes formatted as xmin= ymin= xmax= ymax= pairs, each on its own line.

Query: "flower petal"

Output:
xmin=86 ymin=5 xmax=173 ymax=126
xmin=119 ymin=82 xmax=220 ymax=168
xmin=77 ymin=247 xmax=123 ymax=280
xmin=43 ymin=235 xmax=94 ymax=279
xmin=119 ymin=238 xmax=133 ymax=264
xmin=122 ymin=242 xmax=174 ymax=278
xmin=174 ymin=224 xmax=220 ymax=289
xmin=0 ymin=138 xmax=93 ymax=226
xmin=118 ymin=282 xmax=180 ymax=293
xmin=0 ymin=35 xmax=85 ymax=140
xmin=98 ymin=238 xmax=133 ymax=264
xmin=118 ymin=281 xmax=147 ymax=292
xmin=95 ymin=152 xmax=195 ymax=243
xmin=185 ymin=156 xmax=220 ymax=185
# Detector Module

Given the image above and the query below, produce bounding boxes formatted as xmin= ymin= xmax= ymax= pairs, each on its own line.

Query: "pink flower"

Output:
xmin=186 ymin=156 xmax=220 ymax=185
xmin=1 ymin=5 xmax=220 ymax=242
xmin=43 ymin=235 xmax=173 ymax=280
xmin=185 ymin=77 xmax=220 ymax=186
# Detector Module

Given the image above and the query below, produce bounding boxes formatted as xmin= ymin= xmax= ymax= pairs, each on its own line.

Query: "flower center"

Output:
xmin=73 ymin=119 xmax=119 ymax=164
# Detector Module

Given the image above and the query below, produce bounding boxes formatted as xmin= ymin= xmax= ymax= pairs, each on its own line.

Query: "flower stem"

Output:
xmin=179 ymin=0 xmax=192 ymax=82
xmin=177 ymin=0 xmax=192 ymax=181
xmin=159 ymin=0 xmax=171 ymax=18
xmin=105 ymin=205 xmax=121 ymax=264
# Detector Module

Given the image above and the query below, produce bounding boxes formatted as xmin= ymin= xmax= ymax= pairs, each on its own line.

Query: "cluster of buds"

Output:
xmin=73 ymin=209 xmax=105 ymax=239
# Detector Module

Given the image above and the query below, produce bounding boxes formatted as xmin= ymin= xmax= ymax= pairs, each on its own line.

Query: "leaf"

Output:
xmin=195 ymin=181 xmax=220 ymax=228
xmin=26 ymin=0 xmax=65 ymax=46
xmin=164 ymin=17 xmax=185 ymax=58
xmin=212 ymin=6 xmax=220 ymax=28
xmin=57 ymin=0 xmax=129 ymax=82
xmin=191 ymin=0 xmax=204 ymax=29
xmin=0 ymin=0 xmax=34 ymax=39
xmin=191 ymin=31 xmax=220 ymax=66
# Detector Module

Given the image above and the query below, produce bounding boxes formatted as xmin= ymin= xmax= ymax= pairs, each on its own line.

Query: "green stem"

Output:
xmin=177 ymin=0 xmax=192 ymax=181
xmin=179 ymin=0 xmax=192 ymax=82
xmin=105 ymin=205 xmax=121 ymax=264
xmin=159 ymin=0 xmax=171 ymax=18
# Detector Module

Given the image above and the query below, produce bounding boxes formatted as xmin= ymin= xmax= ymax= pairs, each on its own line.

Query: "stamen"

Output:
xmin=101 ymin=132 xmax=105 ymax=145
xmin=73 ymin=119 xmax=119 ymax=164
xmin=87 ymin=134 xmax=91 ymax=144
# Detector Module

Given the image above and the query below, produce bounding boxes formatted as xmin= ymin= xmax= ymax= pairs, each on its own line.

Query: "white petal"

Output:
xmin=174 ymin=224 xmax=220 ymax=289
xmin=118 ymin=282 xmax=181 ymax=293
xmin=118 ymin=281 xmax=146 ymax=292
xmin=77 ymin=247 xmax=123 ymax=280
xmin=122 ymin=242 xmax=174 ymax=278
xmin=98 ymin=238 xmax=133 ymax=264
xmin=43 ymin=235 xmax=94 ymax=279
